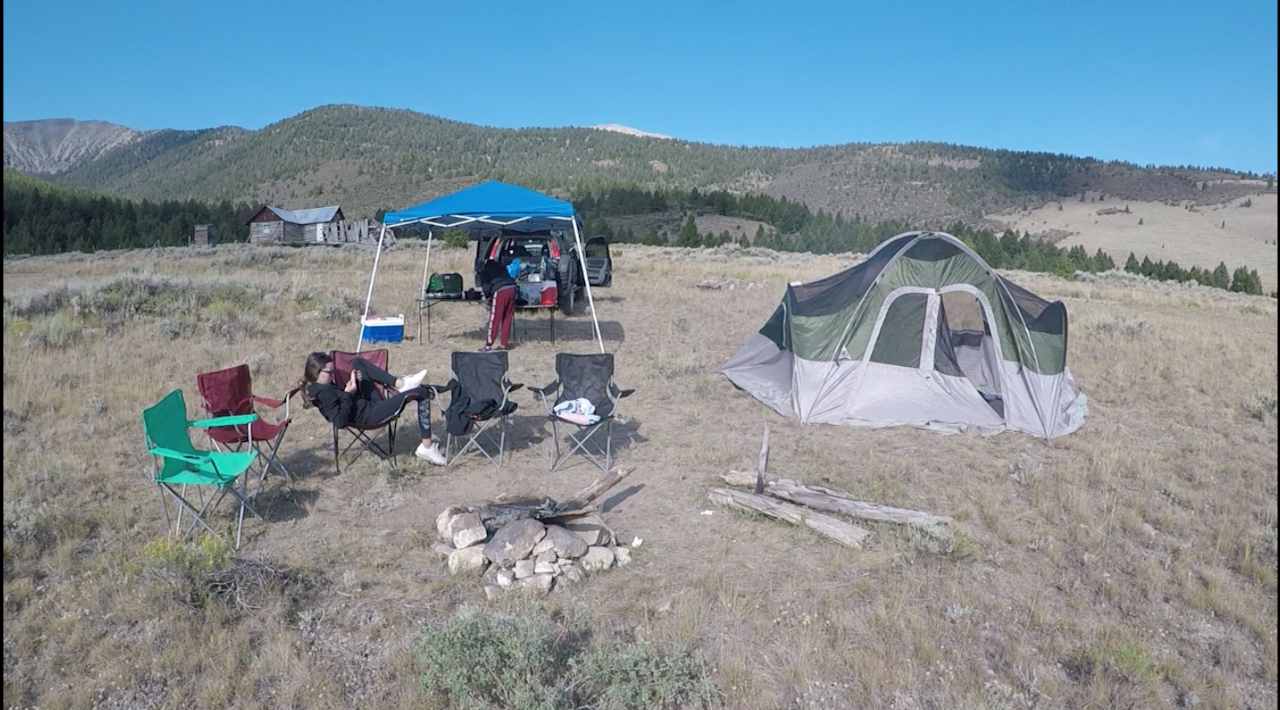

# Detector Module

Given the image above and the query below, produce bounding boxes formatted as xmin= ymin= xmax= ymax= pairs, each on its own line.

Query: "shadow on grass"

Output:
xmin=440 ymin=413 xmax=549 ymax=466
xmin=454 ymin=318 xmax=627 ymax=346
xmin=253 ymin=485 xmax=319 ymax=523
xmin=541 ymin=416 xmax=648 ymax=474
xmin=601 ymin=484 xmax=644 ymax=512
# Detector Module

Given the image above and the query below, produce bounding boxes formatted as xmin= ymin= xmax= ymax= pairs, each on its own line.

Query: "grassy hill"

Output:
xmin=6 ymin=105 xmax=1267 ymax=224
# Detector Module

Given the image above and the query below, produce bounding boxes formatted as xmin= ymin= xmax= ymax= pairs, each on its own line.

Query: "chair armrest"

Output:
xmin=252 ymin=395 xmax=285 ymax=408
xmin=149 ymin=447 xmax=206 ymax=464
xmin=617 ymin=388 xmax=636 ymax=398
xmin=529 ymin=380 xmax=559 ymax=397
xmin=506 ymin=382 xmax=524 ymax=394
xmin=191 ymin=413 xmax=258 ymax=428
xmin=428 ymin=379 xmax=458 ymax=398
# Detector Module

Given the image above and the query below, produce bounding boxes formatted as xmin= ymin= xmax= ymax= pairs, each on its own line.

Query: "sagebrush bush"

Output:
xmin=415 ymin=608 xmax=720 ymax=709
xmin=1244 ymin=394 xmax=1278 ymax=421
xmin=27 ymin=311 xmax=81 ymax=350
xmin=571 ymin=640 xmax=721 ymax=710
xmin=140 ymin=535 xmax=234 ymax=608
xmin=416 ymin=608 xmax=572 ymax=710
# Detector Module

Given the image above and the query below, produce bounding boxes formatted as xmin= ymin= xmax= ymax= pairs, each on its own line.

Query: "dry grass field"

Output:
xmin=988 ymin=191 xmax=1278 ymax=291
xmin=3 ymin=242 xmax=1277 ymax=709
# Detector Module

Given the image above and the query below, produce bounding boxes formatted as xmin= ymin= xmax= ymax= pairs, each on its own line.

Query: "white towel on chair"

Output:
xmin=553 ymin=398 xmax=600 ymax=425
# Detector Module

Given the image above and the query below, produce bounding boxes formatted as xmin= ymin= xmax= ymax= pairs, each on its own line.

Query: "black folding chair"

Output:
xmin=322 ymin=349 xmax=403 ymax=474
xmin=442 ymin=351 xmax=522 ymax=466
xmin=531 ymin=353 xmax=635 ymax=473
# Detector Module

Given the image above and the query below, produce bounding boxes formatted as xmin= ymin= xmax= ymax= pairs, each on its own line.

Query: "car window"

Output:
xmin=586 ymin=240 xmax=609 ymax=259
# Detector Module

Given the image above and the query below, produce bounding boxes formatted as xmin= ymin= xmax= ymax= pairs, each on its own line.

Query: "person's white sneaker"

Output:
xmin=398 ymin=369 xmax=428 ymax=393
xmin=415 ymin=441 xmax=447 ymax=465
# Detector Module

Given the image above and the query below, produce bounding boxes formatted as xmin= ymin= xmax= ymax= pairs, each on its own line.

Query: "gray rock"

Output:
xmin=450 ymin=512 xmax=488 ymax=549
xmin=514 ymin=559 xmax=536 ymax=579
xmin=560 ymin=516 xmax=613 ymax=547
xmin=614 ymin=547 xmax=632 ymax=567
xmin=483 ymin=585 xmax=501 ymax=600
xmin=483 ymin=519 xmax=547 ymax=567
xmin=447 ymin=546 xmax=489 ymax=576
xmin=530 ymin=538 xmax=555 ymax=556
xmin=436 ymin=505 xmax=467 ymax=540
xmin=535 ymin=550 xmax=557 ymax=566
xmin=520 ymin=573 xmax=555 ymax=594
xmin=543 ymin=525 xmax=589 ymax=558
xmin=496 ymin=570 xmax=515 ymax=588
xmin=430 ymin=542 xmax=455 ymax=559
xmin=559 ymin=563 xmax=585 ymax=584
xmin=580 ymin=546 xmax=615 ymax=572
xmin=534 ymin=560 xmax=557 ymax=575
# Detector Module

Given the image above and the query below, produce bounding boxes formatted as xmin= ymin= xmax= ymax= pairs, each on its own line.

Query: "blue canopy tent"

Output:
xmin=359 ymin=181 xmax=604 ymax=352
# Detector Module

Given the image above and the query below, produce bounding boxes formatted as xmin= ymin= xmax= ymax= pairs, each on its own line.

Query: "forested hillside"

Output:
xmin=2 ymin=170 xmax=252 ymax=254
xmin=6 ymin=105 xmax=1266 ymax=225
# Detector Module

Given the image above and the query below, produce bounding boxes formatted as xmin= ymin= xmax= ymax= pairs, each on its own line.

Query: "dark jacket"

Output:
xmin=480 ymin=259 xmax=516 ymax=298
xmin=306 ymin=383 xmax=366 ymax=428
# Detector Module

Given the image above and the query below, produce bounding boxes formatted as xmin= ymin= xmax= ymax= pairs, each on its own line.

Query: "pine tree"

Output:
xmin=1125 ymin=252 xmax=1140 ymax=273
xmin=1093 ymin=248 xmax=1115 ymax=271
xmin=678 ymin=214 xmax=699 ymax=248
xmin=1211 ymin=262 xmax=1231 ymax=290
xmin=1140 ymin=256 xmax=1156 ymax=277
xmin=1230 ymin=267 xmax=1252 ymax=293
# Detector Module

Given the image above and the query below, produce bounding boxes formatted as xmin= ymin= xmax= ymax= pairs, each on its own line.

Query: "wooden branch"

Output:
xmin=557 ymin=467 xmax=632 ymax=513
xmin=707 ymin=487 xmax=871 ymax=548
xmin=721 ymin=471 xmax=952 ymax=539
xmin=755 ymin=425 xmax=769 ymax=494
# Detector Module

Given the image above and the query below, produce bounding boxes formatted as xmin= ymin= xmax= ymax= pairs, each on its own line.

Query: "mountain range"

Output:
xmin=3 ymin=105 xmax=1268 ymax=225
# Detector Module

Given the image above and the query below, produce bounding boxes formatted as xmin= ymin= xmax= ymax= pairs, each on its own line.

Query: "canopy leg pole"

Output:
xmin=420 ymin=229 xmax=433 ymax=298
xmin=357 ymin=223 xmax=388 ymax=353
xmin=570 ymin=218 xmax=604 ymax=353
xmin=419 ymin=229 xmax=433 ymax=344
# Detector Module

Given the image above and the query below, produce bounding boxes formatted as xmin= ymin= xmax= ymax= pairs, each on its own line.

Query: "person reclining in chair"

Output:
xmin=298 ymin=352 xmax=448 ymax=465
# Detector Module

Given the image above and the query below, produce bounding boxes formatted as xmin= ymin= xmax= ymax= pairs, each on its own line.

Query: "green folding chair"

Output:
xmin=142 ymin=389 xmax=261 ymax=548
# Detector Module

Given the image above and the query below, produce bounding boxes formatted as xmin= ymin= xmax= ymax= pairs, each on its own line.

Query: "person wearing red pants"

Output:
xmin=481 ymin=258 xmax=517 ymax=350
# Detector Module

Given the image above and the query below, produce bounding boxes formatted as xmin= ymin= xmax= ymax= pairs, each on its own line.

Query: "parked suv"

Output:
xmin=473 ymin=231 xmax=611 ymax=315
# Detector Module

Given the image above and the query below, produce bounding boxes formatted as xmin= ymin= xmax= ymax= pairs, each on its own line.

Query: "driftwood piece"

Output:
xmin=707 ymin=487 xmax=871 ymax=548
xmin=755 ymin=425 xmax=769 ymax=494
xmin=463 ymin=469 xmax=632 ymax=535
xmin=721 ymin=471 xmax=952 ymax=539
xmin=556 ymin=468 xmax=632 ymax=513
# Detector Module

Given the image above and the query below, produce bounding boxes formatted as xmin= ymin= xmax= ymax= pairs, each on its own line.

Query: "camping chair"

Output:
xmin=142 ymin=389 xmax=261 ymax=549
xmin=196 ymin=364 xmax=296 ymax=488
xmin=323 ymin=349 xmax=402 ymax=473
xmin=531 ymin=353 xmax=635 ymax=473
xmin=442 ymin=351 xmax=522 ymax=466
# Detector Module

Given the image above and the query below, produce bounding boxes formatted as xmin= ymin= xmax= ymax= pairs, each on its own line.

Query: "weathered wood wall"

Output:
xmin=191 ymin=225 xmax=214 ymax=246
xmin=249 ymin=219 xmax=389 ymax=245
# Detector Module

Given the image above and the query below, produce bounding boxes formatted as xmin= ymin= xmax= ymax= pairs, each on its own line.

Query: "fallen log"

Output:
xmin=721 ymin=471 xmax=952 ymax=539
xmin=707 ymin=487 xmax=871 ymax=548
xmin=556 ymin=467 xmax=632 ymax=513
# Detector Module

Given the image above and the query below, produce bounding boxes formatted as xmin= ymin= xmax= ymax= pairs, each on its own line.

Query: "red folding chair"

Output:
xmin=325 ymin=349 xmax=403 ymax=473
xmin=195 ymin=364 xmax=295 ymax=487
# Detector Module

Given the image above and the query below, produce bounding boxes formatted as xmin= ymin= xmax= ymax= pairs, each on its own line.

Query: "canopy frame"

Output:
xmin=357 ymin=186 xmax=604 ymax=353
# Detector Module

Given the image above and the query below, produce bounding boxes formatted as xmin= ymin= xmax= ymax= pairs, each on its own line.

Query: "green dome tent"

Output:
xmin=722 ymin=231 xmax=1087 ymax=438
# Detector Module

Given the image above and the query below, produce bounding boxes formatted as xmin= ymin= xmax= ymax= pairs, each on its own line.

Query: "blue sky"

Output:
xmin=4 ymin=0 xmax=1276 ymax=173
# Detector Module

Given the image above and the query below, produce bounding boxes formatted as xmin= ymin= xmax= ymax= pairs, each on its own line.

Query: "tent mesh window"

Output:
xmin=869 ymin=292 xmax=928 ymax=368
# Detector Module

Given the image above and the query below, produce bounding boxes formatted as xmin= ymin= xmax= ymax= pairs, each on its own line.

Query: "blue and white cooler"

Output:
xmin=361 ymin=314 xmax=405 ymax=343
